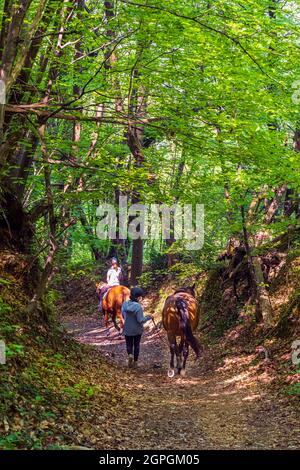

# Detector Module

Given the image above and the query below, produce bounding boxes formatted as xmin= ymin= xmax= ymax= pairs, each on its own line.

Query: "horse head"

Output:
xmin=174 ymin=282 xmax=196 ymax=298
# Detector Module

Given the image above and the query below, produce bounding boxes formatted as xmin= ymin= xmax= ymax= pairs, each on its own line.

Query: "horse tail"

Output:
xmin=175 ymin=297 xmax=201 ymax=358
xmin=122 ymin=287 xmax=130 ymax=303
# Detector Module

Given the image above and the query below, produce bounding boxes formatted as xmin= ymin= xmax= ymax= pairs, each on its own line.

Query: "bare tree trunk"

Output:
xmin=166 ymin=148 xmax=185 ymax=267
xmin=27 ymin=122 xmax=57 ymax=315
xmin=0 ymin=0 xmax=48 ymax=135
xmin=26 ymin=1 xmax=73 ymax=311
xmin=127 ymin=117 xmax=145 ymax=284
xmin=130 ymin=237 xmax=143 ymax=286
xmin=104 ymin=0 xmax=128 ymax=265
xmin=264 ymin=184 xmax=287 ymax=224
xmin=241 ymin=205 xmax=273 ymax=325
xmin=252 ymin=256 xmax=273 ymax=326
xmin=0 ymin=0 xmax=70 ymax=250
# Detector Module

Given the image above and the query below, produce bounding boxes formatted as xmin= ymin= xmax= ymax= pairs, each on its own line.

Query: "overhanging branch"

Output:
xmin=5 ymin=104 xmax=163 ymax=125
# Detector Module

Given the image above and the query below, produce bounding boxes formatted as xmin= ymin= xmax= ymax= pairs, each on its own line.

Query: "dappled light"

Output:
xmin=0 ymin=0 xmax=300 ymax=453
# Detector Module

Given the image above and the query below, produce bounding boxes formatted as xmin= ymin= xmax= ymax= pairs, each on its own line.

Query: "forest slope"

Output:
xmin=1 ymin=242 xmax=300 ymax=450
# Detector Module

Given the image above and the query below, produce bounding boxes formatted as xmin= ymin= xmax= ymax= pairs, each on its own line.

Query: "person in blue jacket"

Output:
xmin=121 ymin=287 xmax=153 ymax=368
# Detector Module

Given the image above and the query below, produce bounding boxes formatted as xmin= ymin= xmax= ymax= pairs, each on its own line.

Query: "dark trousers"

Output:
xmin=125 ymin=335 xmax=142 ymax=362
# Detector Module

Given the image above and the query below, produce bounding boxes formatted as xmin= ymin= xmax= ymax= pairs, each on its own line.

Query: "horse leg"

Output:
xmin=112 ymin=312 xmax=121 ymax=333
xmin=167 ymin=333 xmax=177 ymax=378
xmin=104 ymin=310 xmax=111 ymax=336
xmin=116 ymin=308 xmax=124 ymax=336
xmin=180 ymin=342 xmax=189 ymax=377
xmin=177 ymin=337 xmax=184 ymax=374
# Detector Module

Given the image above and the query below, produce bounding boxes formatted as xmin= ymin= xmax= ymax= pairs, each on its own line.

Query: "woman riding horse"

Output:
xmin=96 ymin=258 xmax=128 ymax=334
xmin=162 ymin=284 xmax=200 ymax=377
xmin=98 ymin=257 xmax=123 ymax=312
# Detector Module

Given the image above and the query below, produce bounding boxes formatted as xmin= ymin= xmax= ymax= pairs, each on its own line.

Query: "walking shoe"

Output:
xmin=133 ymin=361 xmax=138 ymax=369
xmin=128 ymin=354 xmax=134 ymax=368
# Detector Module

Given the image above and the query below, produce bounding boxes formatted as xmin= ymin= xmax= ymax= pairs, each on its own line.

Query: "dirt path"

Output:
xmin=62 ymin=313 xmax=300 ymax=450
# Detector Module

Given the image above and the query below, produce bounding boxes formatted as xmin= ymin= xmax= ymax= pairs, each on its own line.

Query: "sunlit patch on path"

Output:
xmin=62 ymin=312 xmax=300 ymax=449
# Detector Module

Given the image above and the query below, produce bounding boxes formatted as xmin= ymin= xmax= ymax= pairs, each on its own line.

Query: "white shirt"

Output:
xmin=107 ymin=267 xmax=122 ymax=286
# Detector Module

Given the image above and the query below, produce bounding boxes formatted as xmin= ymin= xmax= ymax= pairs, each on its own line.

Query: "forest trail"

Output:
xmin=62 ymin=311 xmax=300 ymax=450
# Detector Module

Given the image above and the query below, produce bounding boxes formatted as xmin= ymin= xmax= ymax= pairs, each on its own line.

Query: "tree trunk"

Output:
xmin=130 ymin=237 xmax=143 ymax=286
xmin=127 ymin=119 xmax=145 ymax=284
xmin=264 ymin=185 xmax=287 ymax=224
xmin=252 ymin=256 xmax=273 ymax=326
xmin=27 ymin=122 xmax=57 ymax=315
xmin=241 ymin=204 xmax=273 ymax=325
xmin=166 ymin=150 xmax=185 ymax=266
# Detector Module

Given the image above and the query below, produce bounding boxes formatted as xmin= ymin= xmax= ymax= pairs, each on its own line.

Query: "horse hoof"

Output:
xmin=168 ymin=369 xmax=175 ymax=378
xmin=180 ymin=369 xmax=186 ymax=377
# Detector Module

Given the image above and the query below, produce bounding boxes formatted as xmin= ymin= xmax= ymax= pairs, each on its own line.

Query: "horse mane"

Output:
xmin=174 ymin=286 xmax=196 ymax=298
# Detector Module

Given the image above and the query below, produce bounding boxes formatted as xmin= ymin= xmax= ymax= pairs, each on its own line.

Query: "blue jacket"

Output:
xmin=121 ymin=300 xmax=151 ymax=336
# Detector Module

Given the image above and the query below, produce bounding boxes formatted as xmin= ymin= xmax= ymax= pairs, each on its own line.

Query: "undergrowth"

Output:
xmin=0 ymin=281 xmax=129 ymax=450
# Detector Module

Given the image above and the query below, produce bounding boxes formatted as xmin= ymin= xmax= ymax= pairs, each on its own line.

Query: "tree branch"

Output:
xmin=5 ymin=103 xmax=164 ymax=125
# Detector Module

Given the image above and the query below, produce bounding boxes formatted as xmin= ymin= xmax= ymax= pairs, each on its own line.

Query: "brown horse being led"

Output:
xmin=162 ymin=284 xmax=200 ymax=377
xmin=96 ymin=284 xmax=130 ymax=334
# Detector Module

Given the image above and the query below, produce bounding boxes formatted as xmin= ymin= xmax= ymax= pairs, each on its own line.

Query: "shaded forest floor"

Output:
xmin=1 ymin=250 xmax=299 ymax=450
xmin=60 ymin=305 xmax=300 ymax=450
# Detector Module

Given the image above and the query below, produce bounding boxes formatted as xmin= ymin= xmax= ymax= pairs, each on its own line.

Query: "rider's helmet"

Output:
xmin=130 ymin=287 xmax=145 ymax=301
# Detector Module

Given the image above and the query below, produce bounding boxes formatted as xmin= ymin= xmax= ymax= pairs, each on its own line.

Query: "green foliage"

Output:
xmin=290 ymin=373 xmax=300 ymax=397
xmin=0 ymin=297 xmax=12 ymax=316
xmin=0 ymin=322 xmax=110 ymax=450
xmin=1 ymin=2 xmax=300 ymax=447
xmin=44 ymin=289 xmax=62 ymax=309
xmin=144 ymin=245 xmax=168 ymax=271
xmin=139 ymin=269 xmax=168 ymax=289
xmin=0 ymin=278 xmax=12 ymax=286
xmin=62 ymin=381 xmax=96 ymax=400
xmin=2 ymin=0 xmax=300 ymax=272
xmin=5 ymin=343 xmax=24 ymax=359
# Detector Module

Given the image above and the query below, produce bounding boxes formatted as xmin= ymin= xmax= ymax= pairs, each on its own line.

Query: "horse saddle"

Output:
xmin=102 ymin=286 xmax=113 ymax=301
